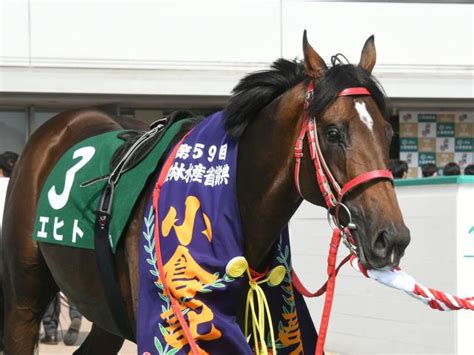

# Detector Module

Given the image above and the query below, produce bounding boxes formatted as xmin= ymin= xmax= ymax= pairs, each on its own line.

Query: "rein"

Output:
xmin=293 ymin=80 xmax=393 ymax=355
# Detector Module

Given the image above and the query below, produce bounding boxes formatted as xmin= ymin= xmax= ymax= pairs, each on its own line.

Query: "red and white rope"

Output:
xmin=349 ymin=255 xmax=474 ymax=311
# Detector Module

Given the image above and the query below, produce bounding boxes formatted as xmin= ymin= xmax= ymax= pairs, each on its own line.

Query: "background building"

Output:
xmin=1 ymin=1 xmax=473 ymax=353
xmin=1 ymin=0 xmax=472 ymax=170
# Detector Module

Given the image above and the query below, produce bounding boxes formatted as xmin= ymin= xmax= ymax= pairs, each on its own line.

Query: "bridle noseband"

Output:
xmin=294 ymin=80 xmax=393 ymax=251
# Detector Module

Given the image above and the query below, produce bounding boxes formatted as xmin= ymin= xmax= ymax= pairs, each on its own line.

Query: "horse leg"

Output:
xmin=2 ymin=238 xmax=58 ymax=354
xmin=73 ymin=323 xmax=124 ymax=355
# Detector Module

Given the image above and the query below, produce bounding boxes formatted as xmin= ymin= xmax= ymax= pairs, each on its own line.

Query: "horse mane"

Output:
xmin=224 ymin=58 xmax=387 ymax=138
xmin=224 ymin=59 xmax=307 ymax=137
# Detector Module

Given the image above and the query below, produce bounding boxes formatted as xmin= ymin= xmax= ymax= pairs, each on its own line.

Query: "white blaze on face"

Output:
xmin=354 ymin=101 xmax=374 ymax=132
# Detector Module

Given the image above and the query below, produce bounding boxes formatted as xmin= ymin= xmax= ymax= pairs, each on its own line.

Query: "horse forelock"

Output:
xmin=309 ymin=64 xmax=387 ymax=120
xmin=224 ymin=58 xmax=388 ymax=139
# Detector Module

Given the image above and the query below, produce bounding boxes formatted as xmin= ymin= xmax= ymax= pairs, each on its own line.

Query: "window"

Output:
xmin=0 ymin=110 xmax=28 ymax=154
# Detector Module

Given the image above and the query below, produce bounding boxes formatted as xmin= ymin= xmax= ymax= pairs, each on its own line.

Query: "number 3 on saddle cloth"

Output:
xmin=138 ymin=112 xmax=317 ymax=354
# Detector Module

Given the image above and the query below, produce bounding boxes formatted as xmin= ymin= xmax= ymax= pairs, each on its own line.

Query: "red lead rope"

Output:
xmin=315 ymin=228 xmax=342 ymax=355
xmin=291 ymin=226 xmax=356 ymax=355
xmin=291 ymin=254 xmax=352 ymax=298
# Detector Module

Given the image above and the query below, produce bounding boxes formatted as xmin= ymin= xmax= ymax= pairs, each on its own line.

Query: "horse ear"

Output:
xmin=359 ymin=35 xmax=376 ymax=74
xmin=302 ymin=30 xmax=327 ymax=79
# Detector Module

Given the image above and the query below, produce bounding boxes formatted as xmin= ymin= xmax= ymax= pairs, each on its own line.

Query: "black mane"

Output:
xmin=224 ymin=59 xmax=306 ymax=137
xmin=224 ymin=58 xmax=387 ymax=138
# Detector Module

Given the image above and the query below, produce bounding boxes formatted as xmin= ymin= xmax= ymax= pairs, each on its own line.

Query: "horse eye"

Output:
xmin=326 ymin=128 xmax=341 ymax=143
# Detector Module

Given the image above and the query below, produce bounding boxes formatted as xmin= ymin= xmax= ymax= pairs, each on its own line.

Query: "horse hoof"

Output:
xmin=64 ymin=318 xmax=81 ymax=346
xmin=40 ymin=333 xmax=58 ymax=345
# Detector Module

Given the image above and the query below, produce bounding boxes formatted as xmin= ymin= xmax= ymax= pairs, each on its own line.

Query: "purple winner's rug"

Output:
xmin=138 ymin=111 xmax=317 ymax=354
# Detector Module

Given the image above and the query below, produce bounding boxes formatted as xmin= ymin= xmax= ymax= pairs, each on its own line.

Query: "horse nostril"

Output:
xmin=400 ymin=226 xmax=411 ymax=252
xmin=373 ymin=231 xmax=390 ymax=258
xmin=368 ymin=226 xmax=410 ymax=268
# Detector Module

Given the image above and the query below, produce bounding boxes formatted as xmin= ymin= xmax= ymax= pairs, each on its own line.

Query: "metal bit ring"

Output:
xmin=326 ymin=202 xmax=356 ymax=231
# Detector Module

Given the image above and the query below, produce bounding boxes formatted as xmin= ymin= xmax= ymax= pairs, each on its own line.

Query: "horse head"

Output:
xmin=298 ymin=32 xmax=410 ymax=270
xmin=225 ymin=32 xmax=409 ymax=272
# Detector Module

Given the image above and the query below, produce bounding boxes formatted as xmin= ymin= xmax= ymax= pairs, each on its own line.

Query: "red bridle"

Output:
xmin=294 ymin=81 xmax=393 ymax=223
xmin=293 ymin=81 xmax=393 ymax=355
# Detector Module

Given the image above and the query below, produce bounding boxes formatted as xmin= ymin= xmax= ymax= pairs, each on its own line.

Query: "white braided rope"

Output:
xmin=349 ymin=256 xmax=474 ymax=311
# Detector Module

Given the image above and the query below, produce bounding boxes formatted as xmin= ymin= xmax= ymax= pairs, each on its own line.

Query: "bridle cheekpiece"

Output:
xmin=294 ymin=80 xmax=393 ymax=251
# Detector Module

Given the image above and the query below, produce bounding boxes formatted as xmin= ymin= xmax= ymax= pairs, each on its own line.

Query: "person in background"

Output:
xmin=0 ymin=151 xmax=18 ymax=179
xmin=40 ymin=294 xmax=83 ymax=345
xmin=421 ymin=163 xmax=437 ymax=177
xmin=388 ymin=159 xmax=408 ymax=179
xmin=443 ymin=162 xmax=461 ymax=176
xmin=464 ymin=164 xmax=474 ymax=175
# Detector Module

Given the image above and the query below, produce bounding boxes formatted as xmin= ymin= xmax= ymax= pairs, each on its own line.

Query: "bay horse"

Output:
xmin=2 ymin=33 xmax=410 ymax=354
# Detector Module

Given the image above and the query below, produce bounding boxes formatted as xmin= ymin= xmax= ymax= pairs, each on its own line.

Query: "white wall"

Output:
xmin=0 ymin=0 xmax=281 ymax=96
xmin=283 ymin=1 xmax=474 ymax=99
xmin=0 ymin=0 xmax=29 ymax=66
xmin=290 ymin=181 xmax=474 ymax=354
xmin=456 ymin=183 xmax=474 ymax=355
xmin=0 ymin=0 xmax=473 ymax=98
xmin=29 ymin=0 xmax=281 ymax=66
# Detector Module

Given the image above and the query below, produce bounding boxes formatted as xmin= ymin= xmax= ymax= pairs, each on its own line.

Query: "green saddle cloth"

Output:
xmin=33 ymin=121 xmax=186 ymax=252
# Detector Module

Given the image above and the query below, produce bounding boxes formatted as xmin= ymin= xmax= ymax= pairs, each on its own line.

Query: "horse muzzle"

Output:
xmin=354 ymin=222 xmax=411 ymax=270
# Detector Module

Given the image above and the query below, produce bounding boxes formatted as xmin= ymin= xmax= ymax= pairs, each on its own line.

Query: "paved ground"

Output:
xmin=38 ymin=306 xmax=339 ymax=354
xmin=38 ymin=311 xmax=136 ymax=355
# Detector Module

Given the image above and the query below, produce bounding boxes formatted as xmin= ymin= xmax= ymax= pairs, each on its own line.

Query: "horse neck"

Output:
xmin=236 ymin=84 xmax=308 ymax=270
